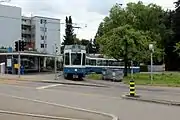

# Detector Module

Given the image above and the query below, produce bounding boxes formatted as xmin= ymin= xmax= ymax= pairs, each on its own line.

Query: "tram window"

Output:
xmin=119 ymin=62 xmax=124 ymax=66
xmin=90 ymin=59 xmax=96 ymax=66
xmin=65 ymin=53 xmax=70 ymax=65
xmin=82 ymin=53 xmax=86 ymax=65
xmin=97 ymin=60 xmax=103 ymax=66
xmin=102 ymin=60 xmax=108 ymax=66
xmin=71 ymin=53 xmax=81 ymax=65
xmin=108 ymin=60 xmax=113 ymax=66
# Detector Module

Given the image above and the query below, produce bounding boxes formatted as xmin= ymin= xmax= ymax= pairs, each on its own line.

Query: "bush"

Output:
xmin=140 ymin=65 xmax=148 ymax=72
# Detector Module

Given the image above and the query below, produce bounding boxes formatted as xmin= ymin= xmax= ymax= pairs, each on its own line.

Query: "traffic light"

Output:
xmin=56 ymin=47 xmax=58 ymax=53
xmin=15 ymin=40 xmax=26 ymax=51
xmin=18 ymin=40 xmax=22 ymax=51
xmin=21 ymin=41 xmax=26 ymax=51
xmin=15 ymin=41 xmax=18 ymax=51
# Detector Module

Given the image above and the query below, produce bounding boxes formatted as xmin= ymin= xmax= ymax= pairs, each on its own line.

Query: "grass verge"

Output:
xmin=86 ymin=73 xmax=102 ymax=80
xmin=123 ymin=72 xmax=180 ymax=87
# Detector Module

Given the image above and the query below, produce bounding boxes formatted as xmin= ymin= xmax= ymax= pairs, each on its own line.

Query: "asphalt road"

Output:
xmin=0 ymin=77 xmax=180 ymax=120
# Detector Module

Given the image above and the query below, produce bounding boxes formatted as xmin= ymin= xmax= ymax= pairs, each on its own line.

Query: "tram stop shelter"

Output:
xmin=0 ymin=51 xmax=61 ymax=74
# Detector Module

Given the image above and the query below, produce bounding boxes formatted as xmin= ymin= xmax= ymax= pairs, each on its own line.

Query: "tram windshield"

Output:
xmin=71 ymin=53 xmax=81 ymax=65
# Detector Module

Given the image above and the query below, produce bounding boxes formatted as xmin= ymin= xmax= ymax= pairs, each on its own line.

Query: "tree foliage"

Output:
xmin=62 ymin=16 xmax=74 ymax=48
xmin=61 ymin=16 xmax=75 ymax=53
xmin=96 ymin=1 xmax=170 ymax=64
xmin=165 ymin=0 xmax=180 ymax=70
xmin=79 ymin=39 xmax=96 ymax=54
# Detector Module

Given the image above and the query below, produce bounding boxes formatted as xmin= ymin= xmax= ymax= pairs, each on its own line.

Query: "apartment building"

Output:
xmin=0 ymin=4 xmax=21 ymax=48
xmin=0 ymin=4 xmax=60 ymax=54
xmin=22 ymin=16 xmax=60 ymax=54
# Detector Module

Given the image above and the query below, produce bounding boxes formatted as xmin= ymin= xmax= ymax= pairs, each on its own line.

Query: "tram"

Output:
xmin=86 ymin=56 xmax=140 ymax=74
xmin=63 ymin=45 xmax=86 ymax=79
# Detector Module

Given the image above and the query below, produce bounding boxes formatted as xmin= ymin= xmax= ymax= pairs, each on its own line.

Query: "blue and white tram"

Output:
xmin=85 ymin=56 xmax=140 ymax=74
xmin=63 ymin=45 xmax=86 ymax=79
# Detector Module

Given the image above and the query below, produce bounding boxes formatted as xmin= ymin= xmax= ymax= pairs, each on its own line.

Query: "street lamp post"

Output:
xmin=149 ymin=44 xmax=154 ymax=84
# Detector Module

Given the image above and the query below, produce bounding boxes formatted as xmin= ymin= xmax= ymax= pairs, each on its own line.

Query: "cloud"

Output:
xmin=1 ymin=0 xmax=176 ymax=40
xmin=86 ymin=0 xmax=123 ymax=15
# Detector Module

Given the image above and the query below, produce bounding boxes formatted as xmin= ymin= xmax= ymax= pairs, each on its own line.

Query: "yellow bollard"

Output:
xmin=130 ymin=79 xmax=135 ymax=96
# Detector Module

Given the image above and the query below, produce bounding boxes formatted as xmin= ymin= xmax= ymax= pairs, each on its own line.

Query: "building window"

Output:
xmin=22 ymin=19 xmax=26 ymax=22
xmin=41 ymin=35 xmax=47 ymax=40
xmin=40 ymin=19 xmax=47 ymax=24
xmin=41 ymin=35 xmax=44 ymax=40
xmin=40 ymin=27 xmax=47 ymax=32
xmin=40 ymin=19 xmax=43 ymax=24
xmin=22 ymin=27 xmax=27 ymax=30
xmin=44 ymin=20 xmax=47 ymax=24
xmin=41 ymin=44 xmax=44 ymax=48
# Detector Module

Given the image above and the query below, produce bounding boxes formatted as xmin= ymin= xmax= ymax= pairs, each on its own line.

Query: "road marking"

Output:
xmin=0 ymin=83 xmax=123 ymax=100
xmin=0 ymin=92 xmax=118 ymax=120
xmin=0 ymin=109 xmax=84 ymax=120
xmin=36 ymin=84 xmax=63 ymax=90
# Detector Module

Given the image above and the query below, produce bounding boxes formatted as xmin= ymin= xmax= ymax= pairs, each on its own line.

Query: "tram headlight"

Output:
xmin=75 ymin=69 xmax=77 ymax=71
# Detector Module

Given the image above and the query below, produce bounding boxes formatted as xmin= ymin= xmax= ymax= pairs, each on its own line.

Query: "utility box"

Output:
xmin=102 ymin=68 xmax=124 ymax=82
xmin=0 ymin=62 xmax=5 ymax=74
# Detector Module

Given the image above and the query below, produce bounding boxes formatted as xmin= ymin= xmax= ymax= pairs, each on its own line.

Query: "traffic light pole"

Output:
xmin=54 ymin=44 xmax=57 ymax=80
xmin=18 ymin=43 xmax=21 ymax=78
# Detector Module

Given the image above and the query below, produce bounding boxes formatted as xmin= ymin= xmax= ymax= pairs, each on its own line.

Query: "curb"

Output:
xmin=121 ymin=95 xmax=180 ymax=106
xmin=0 ymin=77 xmax=107 ymax=88
xmin=0 ymin=93 xmax=119 ymax=120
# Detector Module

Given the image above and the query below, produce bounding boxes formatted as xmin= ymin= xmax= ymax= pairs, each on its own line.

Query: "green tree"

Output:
xmin=61 ymin=16 xmax=75 ymax=53
xmin=80 ymin=39 xmax=95 ymax=54
xmin=97 ymin=25 xmax=150 ymax=76
xmin=94 ymin=22 xmax=103 ymax=53
xmin=96 ymin=1 xmax=170 ymax=75
xmin=62 ymin=16 xmax=74 ymax=46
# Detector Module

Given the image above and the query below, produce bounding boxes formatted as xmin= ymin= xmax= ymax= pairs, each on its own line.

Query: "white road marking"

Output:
xmin=0 ymin=109 xmax=84 ymax=120
xmin=0 ymin=92 xmax=118 ymax=120
xmin=36 ymin=84 xmax=63 ymax=90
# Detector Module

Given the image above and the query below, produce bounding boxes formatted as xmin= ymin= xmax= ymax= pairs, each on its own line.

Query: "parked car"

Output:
xmin=102 ymin=68 xmax=124 ymax=82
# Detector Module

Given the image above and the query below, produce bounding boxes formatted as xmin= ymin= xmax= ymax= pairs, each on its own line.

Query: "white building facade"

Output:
xmin=0 ymin=4 xmax=60 ymax=54
xmin=31 ymin=16 xmax=60 ymax=54
xmin=0 ymin=4 xmax=21 ymax=48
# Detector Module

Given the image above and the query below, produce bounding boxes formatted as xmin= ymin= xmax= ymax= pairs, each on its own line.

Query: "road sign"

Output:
xmin=6 ymin=59 xmax=12 ymax=67
xmin=14 ymin=64 xmax=19 ymax=69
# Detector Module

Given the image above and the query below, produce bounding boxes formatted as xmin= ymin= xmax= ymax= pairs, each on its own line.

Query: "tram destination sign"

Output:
xmin=72 ymin=47 xmax=81 ymax=52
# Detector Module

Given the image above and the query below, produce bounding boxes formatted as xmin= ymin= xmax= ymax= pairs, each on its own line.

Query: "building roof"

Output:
xmin=33 ymin=16 xmax=60 ymax=21
xmin=0 ymin=52 xmax=60 ymax=57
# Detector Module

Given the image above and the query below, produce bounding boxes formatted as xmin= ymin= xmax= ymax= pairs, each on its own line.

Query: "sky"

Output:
xmin=1 ymin=0 xmax=176 ymax=41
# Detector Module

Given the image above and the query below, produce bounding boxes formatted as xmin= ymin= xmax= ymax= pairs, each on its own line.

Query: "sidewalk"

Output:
xmin=85 ymin=79 xmax=180 ymax=106
xmin=85 ymin=78 xmax=180 ymax=93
